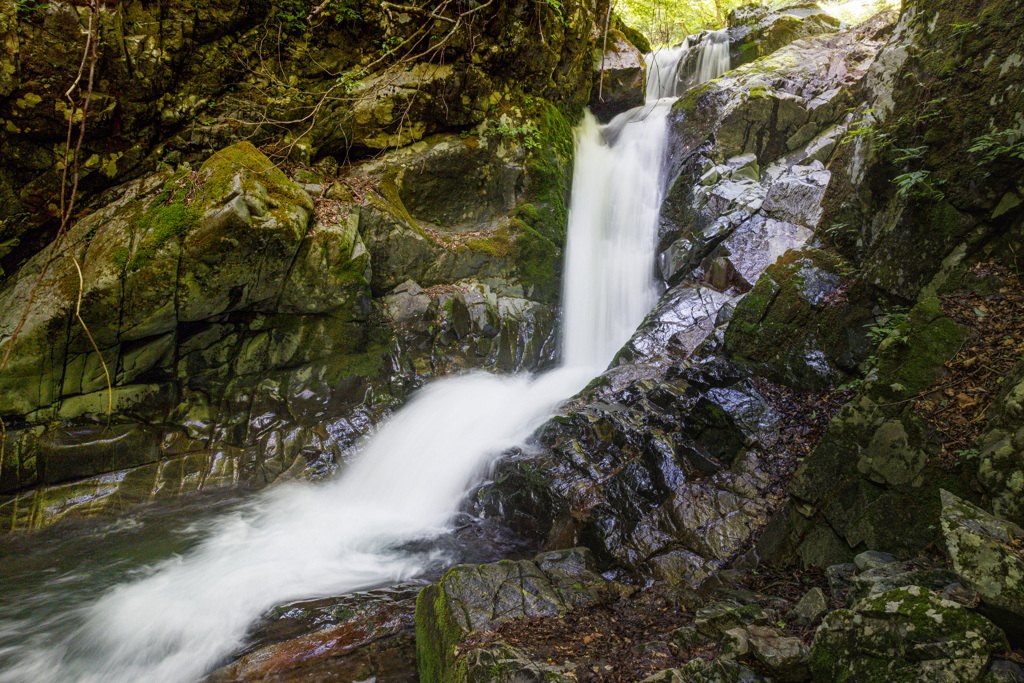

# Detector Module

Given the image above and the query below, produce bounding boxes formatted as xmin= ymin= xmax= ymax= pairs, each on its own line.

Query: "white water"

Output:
xmin=0 ymin=32 xmax=732 ymax=683
xmin=644 ymin=29 xmax=731 ymax=100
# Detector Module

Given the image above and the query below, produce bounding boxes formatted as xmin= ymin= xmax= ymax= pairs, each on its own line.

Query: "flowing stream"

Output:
xmin=0 ymin=38 xmax=729 ymax=683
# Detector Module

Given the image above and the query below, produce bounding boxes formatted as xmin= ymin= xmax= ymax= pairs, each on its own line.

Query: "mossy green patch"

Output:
xmin=415 ymin=580 xmax=470 ymax=683
xmin=127 ymin=201 xmax=199 ymax=272
xmin=466 ymin=226 xmax=514 ymax=258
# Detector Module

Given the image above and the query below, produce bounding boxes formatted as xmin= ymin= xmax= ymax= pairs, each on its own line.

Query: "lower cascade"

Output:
xmin=0 ymin=34 xmax=700 ymax=683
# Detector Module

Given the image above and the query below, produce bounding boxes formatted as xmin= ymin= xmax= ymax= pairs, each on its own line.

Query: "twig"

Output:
xmin=70 ymin=255 xmax=113 ymax=424
xmin=599 ymin=0 xmax=614 ymax=101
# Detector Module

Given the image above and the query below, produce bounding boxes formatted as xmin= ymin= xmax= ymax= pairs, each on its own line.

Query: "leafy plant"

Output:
xmin=968 ymin=129 xmax=1024 ymax=164
xmin=956 ymin=448 xmax=981 ymax=461
xmin=486 ymin=118 xmax=542 ymax=152
xmin=867 ymin=306 xmax=909 ymax=345
xmin=893 ymin=170 xmax=944 ymax=200
xmin=891 ymin=145 xmax=928 ymax=163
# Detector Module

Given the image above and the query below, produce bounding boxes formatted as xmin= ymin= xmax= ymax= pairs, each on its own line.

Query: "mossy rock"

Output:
xmin=724 ymin=248 xmax=871 ymax=390
xmin=810 ymin=586 xmax=1008 ymax=682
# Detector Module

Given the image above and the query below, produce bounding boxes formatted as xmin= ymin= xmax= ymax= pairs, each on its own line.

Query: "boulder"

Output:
xmin=746 ymin=625 xmax=811 ymax=682
xmin=727 ymin=3 xmax=840 ymax=69
xmin=724 ymin=248 xmax=871 ymax=390
xmin=809 ymin=586 xmax=1008 ymax=682
xmin=414 ymin=549 xmax=625 ymax=683
xmin=974 ymin=362 xmax=1024 ymax=527
xmin=941 ymin=490 xmax=1024 ymax=635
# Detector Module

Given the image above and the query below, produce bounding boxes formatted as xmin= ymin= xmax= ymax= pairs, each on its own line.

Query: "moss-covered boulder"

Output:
xmin=809 ymin=586 xmax=1008 ymax=682
xmin=415 ymin=548 xmax=621 ymax=683
xmin=727 ymin=3 xmax=841 ymax=70
xmin=974 ymin=362 xmax=1024 ymax=527
xmin=763 ymin=297 xmax=973 ymax=566
xmin=940 ymin=490 xmax=1024 ymax=636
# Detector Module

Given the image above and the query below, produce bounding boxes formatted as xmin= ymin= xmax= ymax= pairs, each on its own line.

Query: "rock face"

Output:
xmin=589 ymin=30 xmax=647 ymax=122
xmin=809 ymin=586 xmax=1008 ymax=682
xmin=974 ymin=362 xmax=1024 ymax=527
xmin=764 ymin=296 xmax=974 ymax=567
xmin=727 ymin=3 xmax=842 ymax=69
xmin=820 ymin=0 xmax=1024 ymax=300
xmin=0 ymin=0 xmax=608 ymax=269
xmin=468 ymin=10 xmax=898 ymax=588
xmin=0 ymin=0 xmax=593 ymax=532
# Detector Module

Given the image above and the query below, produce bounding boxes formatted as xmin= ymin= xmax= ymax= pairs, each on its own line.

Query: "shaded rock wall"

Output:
xmin=0 ymin=0 xmax=607 ymax=276
xmin=0 ymin=0 xmax=607 ymax=532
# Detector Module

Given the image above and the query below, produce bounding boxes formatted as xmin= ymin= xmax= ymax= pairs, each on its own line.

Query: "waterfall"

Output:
xmin=644 ymin=29 xmax=731 ymax=100
xmin=0 ymin=30 xmax=735 ymax=683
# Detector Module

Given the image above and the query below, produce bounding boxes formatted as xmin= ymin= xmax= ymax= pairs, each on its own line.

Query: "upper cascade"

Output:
xmin=644 ymin=29 xmax=731 ymax=100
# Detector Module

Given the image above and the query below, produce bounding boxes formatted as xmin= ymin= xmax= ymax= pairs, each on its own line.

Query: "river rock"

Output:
xmin=809 ymin=586 xmax=1009 ymax=682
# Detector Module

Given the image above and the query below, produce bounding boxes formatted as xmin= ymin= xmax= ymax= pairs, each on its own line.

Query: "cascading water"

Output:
xmin=0 ymin=32 xmax=733 ymax=683
xmin=644 ymin=29 xmax=731 ymax=99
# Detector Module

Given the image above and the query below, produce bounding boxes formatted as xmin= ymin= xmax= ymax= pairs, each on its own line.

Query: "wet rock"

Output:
xmin=809 ymin=586 xmax=1008 ymax=682
xmin=826 ymin=563 xmax=858 ymax=600
xmin=761 ymin=161 xmax=830 ymax=227
xmin=724 ymin=248 xmax=868 ymax=390
xmin=415 ymin=550 xmax=624 ymax=683
xmin=206 ymin=584 xmax=420 ymax=683
xmin=940 ymin=490 xmax=1024 ymax=636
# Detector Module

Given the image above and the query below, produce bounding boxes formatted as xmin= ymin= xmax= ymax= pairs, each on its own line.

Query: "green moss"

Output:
xmin=868 ymin=297 xmax=965 ymax=402
xmin=128 ymin=202 xmax=199 ymax=272
xmin=466 ymin=227 xmax=514 ymax=258
xmin=676 ymin=81 xmax=715 ymax=116
xmin=748 ymin=85 xmax=770 ymax=99
xmin=415 ymin=580 xmax=469 ymax=683
xmin=111 ymin=247 xmax=130 ymax=270
xmin=199 ymin=141 xmax=311 ymax=221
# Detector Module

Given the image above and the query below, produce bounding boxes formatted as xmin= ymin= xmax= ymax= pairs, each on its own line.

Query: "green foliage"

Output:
xmin=264 ymin=0 xmax=362 ymax=35
xmin=867 ymin=306 xmax=910 ymax=346
xmin=14 ymin=0 xmax=47 ymax=18
xmin=485 ymin=118 xmax=542 ymax=152
xmin=968 ymin=129 xmax=1024 ymax=164
xmin=893 ymin=170 xmax=944 ymax=201
xmin=617 ymin=0 xmax=746 ymax=47
xmin=840 ymin=110 xmax=891 ymax=148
